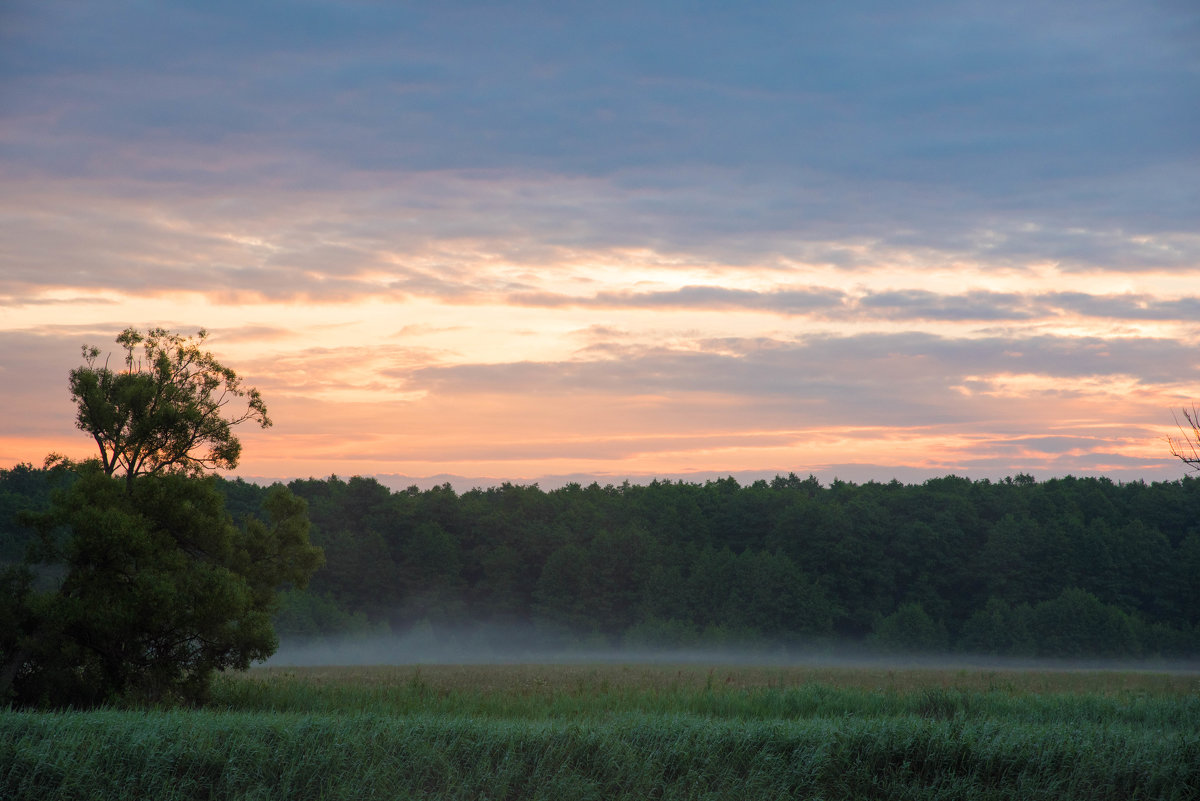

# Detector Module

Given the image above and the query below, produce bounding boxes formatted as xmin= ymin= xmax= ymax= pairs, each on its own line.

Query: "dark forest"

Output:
xmin=4 ymin=465 xmax=1198 ymax=659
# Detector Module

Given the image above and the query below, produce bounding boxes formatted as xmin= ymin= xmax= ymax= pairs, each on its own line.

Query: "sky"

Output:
xmin=2 ymin=0 xmax=1199 ymax=489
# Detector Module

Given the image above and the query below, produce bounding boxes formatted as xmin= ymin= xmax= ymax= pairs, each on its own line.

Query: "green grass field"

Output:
xmin=3 ymin=664 xmax=1198 ymax=800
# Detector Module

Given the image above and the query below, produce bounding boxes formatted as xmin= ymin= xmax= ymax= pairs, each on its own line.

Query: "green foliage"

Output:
xmin=7 ymin=465 xmax=1200 ymax=659
xmin=870 ymin=602 xmax=950 ymax=653
xmin=68 ymin=327 xmax=269 ymax=485
xmin=0 ymin=329 xmax=320 ymax=708
xmin=0 ymin=468 xmax=321 ymax=706
xmin=1027 ymin=587 xmax=1142 ymax=659
xmin=0 ymin=463 xmax=72 ymax=564
xmin=273 ymin=589 xmax=381 ymax=638
xmin=234 ymin=472 xmax=1200 ymax=656
xmin=959 ymin=597 xmax=1037 ymax=657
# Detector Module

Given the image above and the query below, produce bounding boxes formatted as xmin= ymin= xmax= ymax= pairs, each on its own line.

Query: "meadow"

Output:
xmin=3 ymin=663 xmax=1198 ymax=800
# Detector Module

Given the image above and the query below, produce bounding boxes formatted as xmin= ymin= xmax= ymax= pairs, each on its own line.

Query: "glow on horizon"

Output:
xmin=2 ymin=1 xmax=1198 ymax=486
xmin=4 ymin=240 xmax=1200 ymax=485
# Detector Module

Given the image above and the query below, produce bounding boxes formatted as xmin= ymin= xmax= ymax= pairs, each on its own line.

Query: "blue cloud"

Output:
xmin=2 ymin=0 xmax=1197 ymax=267
xmin=400 ymin=332 xmax=1198 ymax=406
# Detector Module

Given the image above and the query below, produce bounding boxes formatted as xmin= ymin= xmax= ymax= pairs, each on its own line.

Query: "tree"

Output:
xmin=958 ymin=597 xmax=1036 ymax=657
xmin=1169 ymin=404 xmax=1200 ymax=471
xmin=68 ymin=327 xmax=269 ymax=489
xmin=2 ymin=469 xmax=321 ymax=705
xmin=869 ymin=602 xmax=949 ymax=653
xmin=1027 ymin=587 xmax=1141 ymax=658
xmin=0 ymin=328 xmax=321 ymax=707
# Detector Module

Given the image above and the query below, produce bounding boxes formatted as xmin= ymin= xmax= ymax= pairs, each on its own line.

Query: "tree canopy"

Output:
xmin=2 ymin=468 xmax=321 ymax=705
xmin=220 ymin=471 xmax=1200 ymax=659
xmin=68 ymin=327 xmax=269 ymax=488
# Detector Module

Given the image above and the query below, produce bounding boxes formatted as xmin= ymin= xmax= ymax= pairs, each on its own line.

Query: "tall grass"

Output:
xmin=4 ymin=708 xmax=1197 ymax=800
xmin=3 ymin=664 xmax=1197 ymax=800
xmin=212 ymin=666 xmax=1200 ymax=729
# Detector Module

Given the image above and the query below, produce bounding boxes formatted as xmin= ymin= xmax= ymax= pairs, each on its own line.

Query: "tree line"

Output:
xmin=3 ymin=325 xmax=1198 ymax=712
xmin=11 ymin=466 xmax=1192 ymax=659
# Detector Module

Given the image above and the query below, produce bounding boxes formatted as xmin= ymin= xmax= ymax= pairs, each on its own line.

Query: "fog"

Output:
xmin=265 ymin=625 xmax=1200 ymax=674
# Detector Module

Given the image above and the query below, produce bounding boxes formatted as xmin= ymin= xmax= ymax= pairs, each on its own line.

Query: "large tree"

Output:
xmin=69 ymin=327 xmax=270 ymax=488
xmin=2 ymin=469 xmax=322 ymax=705
xmin=0 ymin=328 xmax=321 ymax=707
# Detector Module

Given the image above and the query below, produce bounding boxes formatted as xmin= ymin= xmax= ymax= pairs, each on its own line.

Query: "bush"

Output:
xmin=958 ymin=597 xmax=1036 ymax=656
xmin=869 ymin=602 xmax=949 ymax=653
xmin=274 ymin=590 xmax=381 ymax=638
xmin=1027 ymin=588 xmax=1141 ymax=658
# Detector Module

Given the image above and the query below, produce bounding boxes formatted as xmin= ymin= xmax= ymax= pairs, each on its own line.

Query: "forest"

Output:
xmin=3 ymin=465 xmax=1198 ymax=659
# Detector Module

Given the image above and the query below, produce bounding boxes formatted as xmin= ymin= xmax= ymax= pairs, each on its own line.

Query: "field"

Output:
xmin=3 ymin=663 xmax=1198 ymax=800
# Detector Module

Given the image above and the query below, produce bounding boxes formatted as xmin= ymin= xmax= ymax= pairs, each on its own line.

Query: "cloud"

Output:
xmin=0 ymin=330 xmax=90 ymax=439
xmin=1045 ymin=292 xmax=1200 ymax=321
xmin=509 ymin=285 xmax=850 ymax=314
xmin=206 ymin=325 xmax=297 ymax=344
xmin=396 ymin=332 xmax=1198 ymax=427
xmin=2 ymin=0 xmax=1196 ymax=272
xmin=2 ymin=0 xmax=1198 ymax=483
xmin=501 ymin=284 xmax=1200 ymax=324
xmin=855 ymin=290 xmax=1036 ymax=321
xmin=975 ymin=435 xmax=1122 ymax=456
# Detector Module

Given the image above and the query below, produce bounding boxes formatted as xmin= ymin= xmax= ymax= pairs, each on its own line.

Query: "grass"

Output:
xmin=236 ymin=661 xmax=1200 ymax=697
xmin=3 ymin=663 xmax=1198 ymax=800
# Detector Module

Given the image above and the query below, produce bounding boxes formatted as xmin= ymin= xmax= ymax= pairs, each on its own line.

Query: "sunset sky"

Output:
xmin=2 ymin=1 xmax=1199 ymax=489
